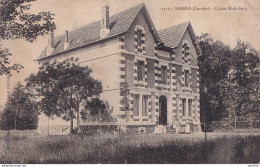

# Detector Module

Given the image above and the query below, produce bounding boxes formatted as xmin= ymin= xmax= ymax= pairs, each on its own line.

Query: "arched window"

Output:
xmin=182 ymin=40 xmax=190 ymax=64
xmin=137 ymin=29 xmax=142 ymax=46
xmin=184 ymin=43 xmax=189 ymax=57
xmin=134 ymin=25 xmax=146 ymax=55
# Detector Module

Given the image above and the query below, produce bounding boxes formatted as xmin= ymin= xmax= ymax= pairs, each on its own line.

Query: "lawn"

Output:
xmin=0 ymin=130 xmax=259 ymax=164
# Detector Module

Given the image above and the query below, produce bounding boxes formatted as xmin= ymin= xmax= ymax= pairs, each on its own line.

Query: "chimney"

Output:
xmin=64 ymin=30 xmax=69 ymax=50
xmin=47 ymin=31 xmax=54 ymax=55
xmin=100 ymin=5 xmax=110 ymax=38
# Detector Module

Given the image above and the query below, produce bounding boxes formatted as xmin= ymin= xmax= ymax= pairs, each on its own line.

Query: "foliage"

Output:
xmin=26 ymin=57 xmax=103 ymax=133
xmin=85 ymin=98 xmax=106 ymax=116
xmin=228 ymin=40 xmax=260 ymax=117
xmin=0 ymin=0 xmax=56 ymax=76
xmin=81 ymin=99 xmax=115 ymax=122
xmin=120 ymin=82 xmax=131 ymax=121
xmin=197 ymin=33 xmax=260 ymax=129
xmin=0 ymin=0 xmax=56 ymax=42
xmin=0 ymin=82 xmax=38 ymax=130
xmin=197 ymin=33 xmax=232 ymax=124
xmin=0 ymin=45 xmax=23 ymax=76
xmin=120 ymin=82 xmax=130 ymax=111
xmin=100 ymin=101 xmax=115 ymax=122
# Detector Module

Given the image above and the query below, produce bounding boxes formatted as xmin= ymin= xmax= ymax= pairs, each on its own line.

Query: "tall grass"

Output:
xmin=0 ymin=130 xmax=259 ymax=164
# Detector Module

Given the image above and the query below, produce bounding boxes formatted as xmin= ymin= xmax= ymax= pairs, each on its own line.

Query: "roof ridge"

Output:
xmin=38 ymin=3 xmax=145 ymax=60
xmin=54 ymin=3 xmax=145 ymax=39
xmin=158 ymin=21 xmax=190 ymax=32
xmin=158 ymin=21 xmax=191 ymax=48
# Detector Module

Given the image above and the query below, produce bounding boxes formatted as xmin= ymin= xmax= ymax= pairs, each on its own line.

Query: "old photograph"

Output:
xmin=0 ymin=0 xmax=259 ymax=164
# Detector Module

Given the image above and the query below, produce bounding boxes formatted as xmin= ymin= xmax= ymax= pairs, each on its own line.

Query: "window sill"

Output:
xmin=159 ymin=83 xmax=169 ymax=88
xmin=142 ymin=116 xmax=149 ymax=119
xmin=133 ymin=115 xmax=149 ymax=120
xmin=136 ymin=80 xmax=146 ymax=85
xmin=182 ymin=87 xmax=190 ymax=90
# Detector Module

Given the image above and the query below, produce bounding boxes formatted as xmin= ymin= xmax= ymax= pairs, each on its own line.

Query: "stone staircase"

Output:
xmin=154 ymin=125 xmax=177 ymax=134
xmin=167 ymin=126 xmax=177 ymax=134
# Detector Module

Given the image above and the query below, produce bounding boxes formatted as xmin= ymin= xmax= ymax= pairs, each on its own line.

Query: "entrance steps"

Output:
xmin=167 ymin=126 xmax=177 ymax=134
xmin=154 ymin=125 xmax=167 ymax=134
xmin=154 ymin=125 xmax=176 ymax=134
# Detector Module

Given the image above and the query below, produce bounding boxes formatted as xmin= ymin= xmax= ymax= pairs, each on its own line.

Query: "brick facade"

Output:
xmin=37 ymin=3 xmax=201 ymax=133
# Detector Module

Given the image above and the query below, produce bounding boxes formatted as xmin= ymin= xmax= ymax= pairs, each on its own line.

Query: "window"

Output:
xmin=182 ymin=98 xmax=186 ymax=117
xmin=133 ymin=94 xmax=140 ymax=116
xmin=142 ymin=95 xmax=148 ymax=116
xmin=184 ymin=43 xmax=189 ymax=56
xmin=188 ymin=99 xmax=192 ymax=117
xmin=137 ymin=29 xmax=142 ymax=46
xmin=161 ymin=66 xmax=167 ymax=84
xmin=134 ymin=25 xmax=145 ymax=54
xmin=137 ymin=61 xmax=144 ymax=81
xmin=184 ymin=70 xmax=189 ymax=87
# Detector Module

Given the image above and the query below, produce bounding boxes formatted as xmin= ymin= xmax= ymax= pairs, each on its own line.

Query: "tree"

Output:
xmin=0 ymin=82 xmax=38 ymax=130
xmin=197 ymin=33 xmax=232 ymax=128
xmin=0 ymin=46 xmax=23 ymax=76
xmin=227 ymin=40 xmax=260 ymax=119
xmin=26 ymin=57 xmax=103 ymax=133
xmin=197 ymin=33 xmax=260 ymax=131
xmin=82 ymin=98 xmax=114 ymax=122
xmin=120 ymin=82 xmax=131 ymax=122
xmin=0 ymin=0 xmax=56 ymax=76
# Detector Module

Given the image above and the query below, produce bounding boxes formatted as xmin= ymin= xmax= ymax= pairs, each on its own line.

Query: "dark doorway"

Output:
xmin=159 ymin=95 xmax=167 ymax=125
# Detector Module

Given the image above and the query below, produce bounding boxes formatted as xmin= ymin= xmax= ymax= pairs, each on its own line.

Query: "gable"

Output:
xmin=158 ymin=22 xmax=190 ymax=49
xmin=124 ymin=9 xmax=156 ymax=56
xmin=175 ymin=29 xmax=198 ymax=65
xmin=158 ymin=22 xmax=201 ymax=55
xmin=179 ymin=29 xmax=198 ymax=58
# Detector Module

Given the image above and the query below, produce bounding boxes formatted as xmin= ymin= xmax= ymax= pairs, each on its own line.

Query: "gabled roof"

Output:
xmin=158 ymin=22 xmax=190 ymax=49
xmin=37 ymin=3 xmax=162 ymax=61
xmin=158 ymin=21 xmax=201 ymax=54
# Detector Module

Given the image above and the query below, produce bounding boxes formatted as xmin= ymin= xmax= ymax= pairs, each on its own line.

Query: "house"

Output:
xmin=36 ymin=3 xmax=201 ymax=134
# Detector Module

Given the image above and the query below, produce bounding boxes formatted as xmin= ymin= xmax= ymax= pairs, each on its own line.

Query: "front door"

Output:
xmin=159 ymin=95 xmax=167 ymax=125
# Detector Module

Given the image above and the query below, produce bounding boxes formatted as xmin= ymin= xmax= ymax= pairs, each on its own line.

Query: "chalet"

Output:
xmin=37 ymin=3 xmax=201 ymax=134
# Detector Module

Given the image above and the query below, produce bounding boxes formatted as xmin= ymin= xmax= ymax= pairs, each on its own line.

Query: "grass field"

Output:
xmin=0 ymin=130 xmax=259 ymax=164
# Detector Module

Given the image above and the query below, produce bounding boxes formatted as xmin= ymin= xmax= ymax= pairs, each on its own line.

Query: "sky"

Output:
xmin=0 ymin=0 xmax=260 ymax=106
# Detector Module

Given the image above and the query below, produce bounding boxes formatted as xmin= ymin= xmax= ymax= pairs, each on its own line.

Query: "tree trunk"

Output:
xmin=69 ymin=88 xmax=74 ymax=134
xmin=70 ymin=116 xmax=73 ymax=133
xmin=48 ymin=116 xmax=50 ymax=135
xmin=14 ymin=113 xmax=17 ymax=130
xmin=70 ymin=108 xmax=73 ymax=134
xmin=77 ymin=106 xmax=79 ymax=127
